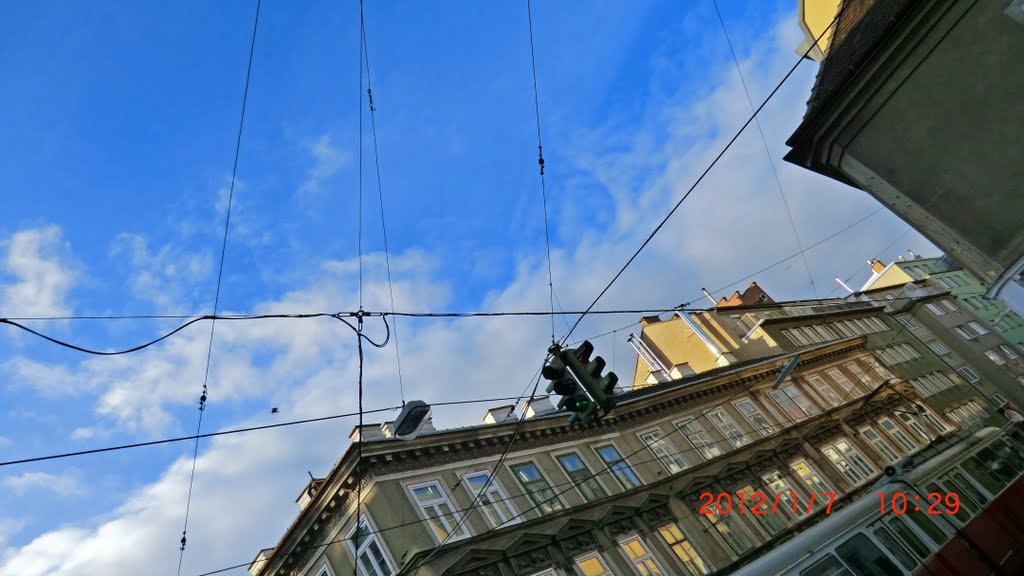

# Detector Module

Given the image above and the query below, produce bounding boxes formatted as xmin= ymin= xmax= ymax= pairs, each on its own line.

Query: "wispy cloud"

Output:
xmin=297 ymin=134 xmax=346 ymax=201
xmin=0 ymin=226 xmax=76 ymax=317
xmin=2 ymin=472 xmax=84 ymax=498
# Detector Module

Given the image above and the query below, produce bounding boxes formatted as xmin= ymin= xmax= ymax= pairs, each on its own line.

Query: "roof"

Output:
xmin=860 ymin=261 xmax=895 ymax=291
xmin=786 ymin=0 xmax=921 ymax=153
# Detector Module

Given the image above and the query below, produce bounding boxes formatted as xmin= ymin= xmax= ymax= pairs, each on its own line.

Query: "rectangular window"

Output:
xmin=733 ymin=399 xmax=776 ymax=436
xmin=863 ymin=356 xmax=895 ymax=380
xmin=463 ymin=472 xmax=518 ymax=528
xmin=896 ymin=412 xmax=930 ymax=442
xmin=968 ymin=321 xmax=989 ymax=335
xmin=555 ymin=452 xmax=608 ymax=502
xmin=897 ymin=315 xmax=919 ymax=330
xmin=924 ymin=340 xmax=951 ymax=356
xmin=575 ymin=553 xmax=613 ymax=576
xmin=595 ymin=445 xmax=642 ymax=489
xmin=845 ymin=361 xmax=877 ymax=388
xmin=826 ymin=368 xmax=860 ymax=398
xmin=737 ymin=484 xmax=786 ymax=535
xmin=920 ymin=408 xmax=950 ymax=433
xmin=879 ymin=418 xmax=917 ymax=452
xmin=408 ymin=481 xmax=469 ymax=542
xmin=991 ymin=393 xmax=1007 ymax=406
xmin=707 ymin=409 xmax=750 ymax=448
xmin=704 ymin=511 xmax=754 ymax=555
xmin=639 ymin=429 xmax=689 ymax=474
xmin=877 ymin=343 xmax=921 ymax=366
xmin=954 ymin=325 xmax=976 ymax=340
xmin=677 ymin=419 xmax=722 ymax=461
xmin=349 ymin=517 xmax=395 ymax=576
xmin=860 ymin=426 xmax=900 ymax=462
xmin=791 ymin=459 xmax=832 ymax=495
xmin=657 ymin=523 xmax=710 ymax=576
xmin=620 ymin=537 xmax=666 ymax=576
xmin=510 ymin=462 xmax=564 ymax=515
xmin=822 ymin=439 xmax=874 ymax=484
xmin=760 ymin=470 xmax=798 ymax=520
xmin=941 ymin=299 xmax=958 ymax=312
xmin=985 ymin=350 xmax=1006 ymax=366
xmin=806 ymin=375 xmax=844 ymax=407
xmin=956 ymin=366 xmax=981 ymax=383
xmin=769 ymin=383 xmax=819 ymax=422
xmin=999 ymin=345 xmax=1019 ymax=359
xmin=925 ymin=302 xmax=946 ymax=316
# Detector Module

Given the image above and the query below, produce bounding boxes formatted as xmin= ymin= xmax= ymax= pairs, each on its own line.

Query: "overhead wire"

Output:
xmin=558 ymin=7 xmax=845 ymax=345
xmin=177 ymin=1 xmax=262 ymax=571
xmin=711 ymin=0 xmax=816 ymax=298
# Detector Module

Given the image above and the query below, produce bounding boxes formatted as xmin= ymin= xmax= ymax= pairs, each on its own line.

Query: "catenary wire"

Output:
xmin=360 ymin=7 xmax=406 ymax=406
xmin=558 ymin=8 xmax=844 ymax=345
xmin=178 ymin=1 xmax=261 ymax=570
xmin=711 ymin=0 xmax=816 ymax=298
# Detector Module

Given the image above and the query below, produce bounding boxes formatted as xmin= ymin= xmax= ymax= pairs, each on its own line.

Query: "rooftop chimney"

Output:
xmin=524 ymin=396 xmax=554 ymax=418
xmin=483 ymin=405 xmax=517 ymax=424
xmin=870 ymin=259 xmax=886 ymax=274
xmin=349 ymin=424 xmax=387 ymax=443
xmin=908 ymin=249 xmax=920 ymax=259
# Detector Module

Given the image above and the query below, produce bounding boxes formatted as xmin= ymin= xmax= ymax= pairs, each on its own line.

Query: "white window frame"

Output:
xmin=574 ymin=552 xmax=613 ymax=576
xmin=991 ymin=393 xmax=1007 ymax=406
xmin=509 ymin=460 xmax=565 ymax=515
xmin=954 ymin=325 xmax=977 ymax=340
xmin=732 ymin=398 xmax=776 ymax=437
xmin=956 ymin=365 xmax=981 ymax=383
xmin=620 ymin=535 xmax=668 ymax=576
xmin=656 ymin=522 xmax=711 ymax=576
xmin=985 ymin=350 xmax=1006 ymax=366
xmin=461 ymin=471 xmax=519 ymax=528
xmin=554 ymin=450 xmax=610 ymax=503
xmin=925 ymin=302 xmax=946 ymax=316
xmin=675 ymin=418 xmax=722 ymax=461
xmin=638 ymin=428 xmax=689 ymax=474
xmin=896 ymin=315 xmax=919 ymax=330
xmin=821 ymin=438 xmax=874 ymax=484
xmin=594 ymin=443 xmax=643 ymax=489
xmin=707 ymin=408 xmax=750 ymax=448
xmin=941 ymin=299 xmax=958 ymax=312
xmin=806 ymin=374 xmax=844 ymax=407
xmin=878 ymin=417 xmax=917 ymax=452
xmin=845 ymin=361 xmax=877 ymax=388
xmin=769 ymin=382 xmax=819 ymax=422
xmin=316 ymin=562 xmax=336 ymax=576
xmin=896 ymin=412 xmax=930 ymax=441
xmin=968 ymin=321 xmax=989 ymax=335
xmin=790 ymin=459 xmax=833 ymax=495
xmin=347 ymin=514 xmax=397 ymax=576
xmin=999 ymin=344 xmax=1019 ymax=359
xmin=861 ymin=426 xmax=900 ymax=462
xmin=407 ymin=480 xmax=471 ymax=543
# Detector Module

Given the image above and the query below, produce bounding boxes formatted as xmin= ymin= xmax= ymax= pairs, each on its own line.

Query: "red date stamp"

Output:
xmin=698 ymin=491 xmax=839 ymax=516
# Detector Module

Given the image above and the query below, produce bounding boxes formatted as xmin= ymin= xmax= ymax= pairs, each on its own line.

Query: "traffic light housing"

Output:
xmin=543 ymin=341 xmax=619 ymax=425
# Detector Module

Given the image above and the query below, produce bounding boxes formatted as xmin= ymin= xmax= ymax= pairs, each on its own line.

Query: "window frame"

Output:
xmin=985 ymin=350 xmax=1006 ymax=366
xmin=707 ymin=408 xmax=751 ymax=448
xmin=638 ymin=428 xmax=690 ymax=474
xmin=878 ymin=417 xmax=917 ymax=452
xmin=406 ymin=479 xmax=471 ymax=543
xmin=574 ymin=551 xmax=613 ymax=576
xmin=461 ymin=470 xmax=520 ymax=528
xmin=656 ymin=522 xmax=711 ymax=576
xmin=732 ymin=398 xmax=777 ymax=437
xmin=999 ymin=344 xmax=1019 ymax=359
xmin=554 ymin=450 xmax=610 ymax=504
xmin=769 ymin=382 xmax=819 ymax=422
xmin=619 ymin=535 xmax=669 ymax=576
xmin=896 ymin=315 xmax=919 ymax=330
xmin=860 ymin=425 xmax=900 ymax=462
xmin=675 ymin=417 xmax=722 ymax=461
xmin=956 ymin=365 xmax=981 ymax=383
xmin=593 ymin=443 xmax=644 ymax=490
xmin=508 ymin=460 xmax=566 ymax=515
xmin=925 ymin=302 xmax=946 ymax=316
xmin=821 ymin=438 xmax=875 ymax=485
xmin=346 ymin=514 xmax=397 ymax=576
xmin=806 ymin=374 xmax=844 ymax=407
xmin=924 ymin=339 xmax=951 ymax=356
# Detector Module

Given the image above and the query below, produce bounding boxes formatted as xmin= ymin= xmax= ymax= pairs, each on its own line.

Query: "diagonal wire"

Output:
xmin=361 ymin=10 xmax=405 ymax=406
xmin=559 ymin=7 xmax=844 ymax=345
xmin=526 ymin=0 xmax=557 ymax=345
xmin=711 ymin=0 xmax=817 ymax=298
xmin=177 ymin=0 xmax=261 ymax=573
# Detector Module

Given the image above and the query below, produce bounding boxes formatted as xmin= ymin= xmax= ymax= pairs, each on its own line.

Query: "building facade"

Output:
xmin=249 ymin=304 xmax=984 ymax=576
xmin=784 ymin=0 xmax=1024 ymax=316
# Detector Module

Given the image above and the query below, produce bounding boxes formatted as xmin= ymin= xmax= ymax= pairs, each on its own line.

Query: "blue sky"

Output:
xmin=0 ymin=1 xmax=939 ymax=574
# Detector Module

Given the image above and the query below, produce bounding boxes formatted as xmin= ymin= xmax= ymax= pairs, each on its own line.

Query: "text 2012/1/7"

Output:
xmin=698 ymin=491 xmax=839 ymax=516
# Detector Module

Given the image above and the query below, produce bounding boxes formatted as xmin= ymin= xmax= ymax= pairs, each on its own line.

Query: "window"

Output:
xmin=733 ymin=399 xmax=776 ymax=436
xmin=919 ymin=407 xmax=950 ymax=433
xmin=968 ymin=321 xmax=988 ymax=335
xmin=703 ymin=511 xmax=754 ymax=555
xmin=909 ymin=372 xmax=955 ymax=396
xmin=707 ymin=409 xmax=750 ymax=448
xmin=791 ymin=460 xmax=833 ymax=495
xmin=821 ymin=439 xmax=874 ymax=484
xmin=836 ymin=533 xmax=903 ymax=575
xmin=985 ymin=350 xmax=1006 ymax=366
xmin=639 ymin=429 xmax=689 ymax=474
xmin=348 ymin=517 xmax=395 ymax=576
xmin=924 ymin=340 xmax=951 ymax=356
xmin=956 ymin=366 xmax=981 ymax=383
xmin=799 ymin=555 xmax=852 ymax=576
xmin=941 ymin=299 xmax=958 ymax=312
xmin=845 ymin=361 xmax=877 ymax=388
xmin=991 ymin=393 xmax=1007 ymax=407
xmin=595 ymin=445 xmax=642 ymax=489
xmin=555 ymin=453 xmax=607 ymax=502
xmin=807 ymin=375 xmax=844 ymax=407
xmin=954 ymin=325 xmax=977 ymax=340
xmin=860 ymin=427 xmax=900 ymax=462
xmin=463 ymin=472 xmax=518 ymax=528
xmin=925 ymin=302 xmax=946 ymax=316
xmin=999 ymin=344 xmax=1019 ymax=359
xmin=896 ymin=315 xmax=919 ymax=330
xmin=896 ymin=412 xmax=930 ymax=441
xmin=620 ymin=537 xmax=666 ymax=576
xmin=769 ymin=383 xmax=819 ymax=422
xmin=761 ymin=470 xmax=799 ymax=519
xmin=876 ymin=343 xmax=921 ymax=366
xmin=657 ymin=523 xmax=710 ymax=576
xmin=863 ymin=357 xmax=894 ymax=380
xmin=826 ymin=368 xmax=860 ymax=397
xmin=408 ymin=481 xmax=469 ymax=542
xmin=879 ymin=417 xmax=917 ymax=452
xmin=510 ymin=462 xmax=564 ymax=515
xmin=677 ymin=419 xmax=722 ymax=461
xmin=737 ymin=484 xmax=786 ymax=535
xmin=575 ymin=553 xmax=612 ymax=576
xmin=1018 ymin=375 xmax=1024 ymax=387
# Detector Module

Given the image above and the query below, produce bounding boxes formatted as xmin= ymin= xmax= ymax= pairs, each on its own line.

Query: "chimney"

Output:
xmin=639 ymin=315 xmax=662 ymax=327
xmin=483 ymin=405 xmax=517 ymax=424
xmin=524 ymin=396 xmax=554 ymax=418
xmin=349 ymin=424 xmax=387 ymax=442
xmin=295 ymin=476 xmax=324 ymax=510
xmin=870 ymin=259 xmax=886 ymax=274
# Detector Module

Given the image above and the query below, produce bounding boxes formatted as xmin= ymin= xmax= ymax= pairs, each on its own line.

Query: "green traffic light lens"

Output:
xmin=575 ymin=398 xmax=590 ymax=410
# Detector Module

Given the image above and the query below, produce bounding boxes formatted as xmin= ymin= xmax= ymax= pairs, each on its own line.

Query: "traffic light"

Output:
xmin=543 ymin=341 xmax=619 ymax=425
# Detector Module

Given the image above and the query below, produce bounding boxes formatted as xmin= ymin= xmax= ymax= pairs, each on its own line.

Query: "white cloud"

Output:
xmin=0 ymin=226 xmax=76 ymax=317
xmin=3 ymin=357 xmax=83 ymax=397
xmin=0 ymin=436 xmax=10 ymax=449
xmin=2 ymin=471 xmax=84 ymax=498
xmin=110 ymin=233 xmax=212 ymax=313
xmin=297 ymin=134 xmax=346 ymax=201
